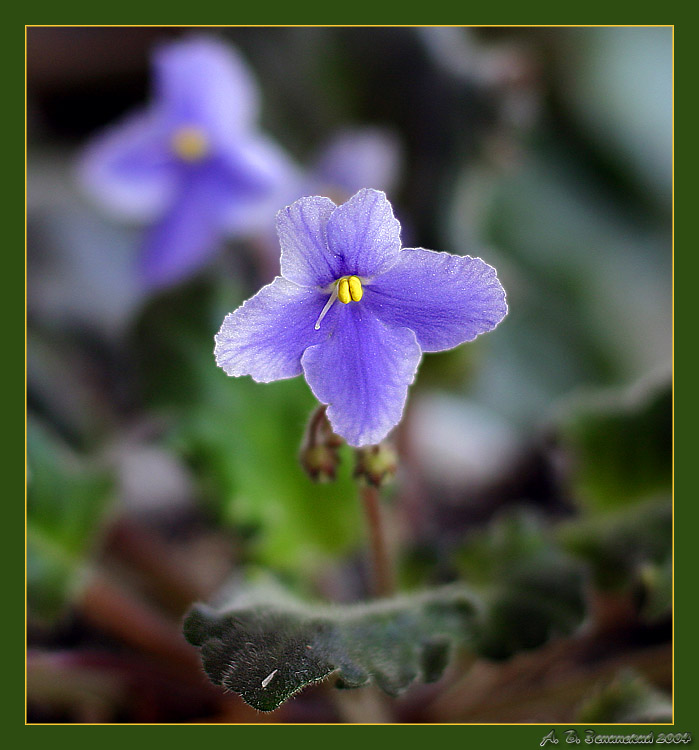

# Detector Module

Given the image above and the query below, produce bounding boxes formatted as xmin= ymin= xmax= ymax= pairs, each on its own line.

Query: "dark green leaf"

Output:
xmin=456 ymin=511 xmax=586 ymax=660
xmin=184 ymin=579 xmax=480 ymax=712
xmin=560 ymin=497 xmax=671 ymax=590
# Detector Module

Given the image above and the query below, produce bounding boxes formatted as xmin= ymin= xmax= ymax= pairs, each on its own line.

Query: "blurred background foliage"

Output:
xmin=26 ymin=26 xmax=672 ymax=723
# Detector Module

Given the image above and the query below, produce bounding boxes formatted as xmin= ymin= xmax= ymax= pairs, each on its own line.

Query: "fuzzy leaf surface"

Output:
xmin=183 ymin=581 xmax=480 ymax=711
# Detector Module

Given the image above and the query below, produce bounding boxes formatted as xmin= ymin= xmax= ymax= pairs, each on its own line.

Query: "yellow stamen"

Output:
xmin=338 ymin=277 xmax=351 ymax=304
xmin=338 ymin=275 xmax=363 ymax=304
xmin=171 ymin=126 xmax=209 ymax=162
xmin=348 ymin=275 xmax=363 ymax=302
xmin=314 ymin=275 xmax=364 ymax=329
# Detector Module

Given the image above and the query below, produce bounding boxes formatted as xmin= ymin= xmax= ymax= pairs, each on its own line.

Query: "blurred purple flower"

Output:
xmin=214 ymin=189 xmax=507 ymax=446
xmin=78 ymin=36 xmax=296 ymax=289
xmin=310 ymin=128 xmax=402 ymax=200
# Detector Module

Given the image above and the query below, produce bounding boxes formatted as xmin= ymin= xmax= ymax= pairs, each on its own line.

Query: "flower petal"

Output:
xmin=139 ymin=170 xmax=224 ymax=289
xmin=217 ymin=137 xmax=300 ymax=235
xmin=314 ymin=128 xmax=402 ymax=196
xmin=77 ymin=111 xmax=176 ymax=222
xmin=215 ymin=278 xmax=326 ymax=382
xmin=326 ymin=189 xmax=402 ymax=278
xmin=153 ymin=37 xmax=259 ymax=143
xmin=364 ymin=248 xmax=508 ymax=352
xmin=277 ymin=195 xmax=343 ymax=287
xmin=301 ymin=305 xmax=422 ymax=446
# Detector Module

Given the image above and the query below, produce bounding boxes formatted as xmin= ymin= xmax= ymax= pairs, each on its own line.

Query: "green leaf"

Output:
xmin=560 ymin=497 xmax=671 ymax=591
xmin=577 ymin=670 xmax=672 ymax=723
xmin=456 ymin=511 xmax=586 ymax=660
xmin=27 ymin=418 xmax=113 ymax=622
xmin=183 ymin=579 xmax=480 ymax=712
xmin=555 ymin=373 xmax=671 ymax=513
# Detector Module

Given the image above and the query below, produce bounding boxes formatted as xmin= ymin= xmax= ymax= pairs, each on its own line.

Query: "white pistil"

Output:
xmin=314 ymin=285 xmax=339 ymax=330
xmin=314 ymin=275 xmax=365 ymax=330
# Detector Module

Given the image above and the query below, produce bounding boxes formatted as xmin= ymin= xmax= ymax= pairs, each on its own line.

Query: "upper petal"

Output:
xmin=313 ymin=128 xmax=402 ymax=197
xmin=77 ymin=110 xmax=176 ymax=222
xmin=277 ymin=195 xmax=344 ymax=287
xmin=153 ymin=36 xmax=260 ymax=142
xmin=325 ymin=189 xmax=402 ymax=278
xmin=364 ymin=248 xmax=508 ymax=352
xmin=301 ymin=304 xmax=422 ymax=447
xmin=215 ymin=277 xmax=327 ymax=383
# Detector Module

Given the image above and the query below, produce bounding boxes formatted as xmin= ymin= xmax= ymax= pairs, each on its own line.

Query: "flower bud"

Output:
xmin=299 ymin=405 xmax=343 ymax=482
xmin=354 ymin=443 xmax=398 ymax=487
xmin=300 ymin=444 xmax=341 ymax=483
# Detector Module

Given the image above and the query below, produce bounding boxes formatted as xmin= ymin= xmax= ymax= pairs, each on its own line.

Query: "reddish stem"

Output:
xmin=102 ymin=516 xmax=204 ymax=615
xmin=359 ymin=485 xmax=395 ymax=598
xmin=80 ymin=572 xmax=203 ymax=680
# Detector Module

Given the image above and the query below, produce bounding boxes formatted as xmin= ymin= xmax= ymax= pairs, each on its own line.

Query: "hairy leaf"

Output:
xmin=184 ymin=581 xmax=480 ymax=711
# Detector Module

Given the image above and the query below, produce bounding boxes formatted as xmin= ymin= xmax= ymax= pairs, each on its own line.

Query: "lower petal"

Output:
xmin=364 ymin=248 xmax=508 ymax=352
xmin=301 ymin=305 xmax=422 ymax=447
xmin=140 ymin=170 xmax=223 ymax=289
xmin=215 ymin=278 xmax=326 ymax=383
xmin=216 ymin=137 xmax=300 ymax=235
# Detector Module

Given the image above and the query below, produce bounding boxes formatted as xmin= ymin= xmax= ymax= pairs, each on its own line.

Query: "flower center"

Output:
xmin=338 ymin=275 xmax=363 ymax=304
xmin=314 ymin=275 xmax=363 ymax=330
xmin=171 ymin=126 xmax=209 ymax=162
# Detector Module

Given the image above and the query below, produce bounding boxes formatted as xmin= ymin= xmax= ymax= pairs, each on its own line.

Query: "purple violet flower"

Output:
xmin=311 ymin=128 xmax=402 ymax=200
xmin=214 ymin=189 xmax=507 ymax=447
xmin=78 ymin=36 xmax=296 ymax=290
